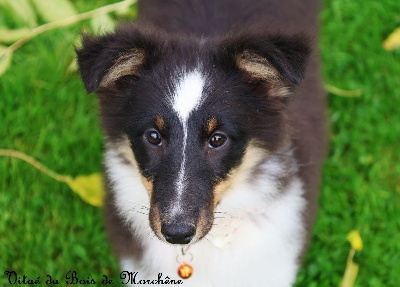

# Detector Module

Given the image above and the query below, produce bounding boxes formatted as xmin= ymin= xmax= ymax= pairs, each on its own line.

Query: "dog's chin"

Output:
xmin=151 ymin=230 xmax=211 ymax=246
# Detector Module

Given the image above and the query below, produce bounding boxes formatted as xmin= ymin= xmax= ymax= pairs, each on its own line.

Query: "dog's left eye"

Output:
xmin=209 ymin=133 xmax=227 ymax=148
xmin=145 ymin=130 xmax=162 ymax=146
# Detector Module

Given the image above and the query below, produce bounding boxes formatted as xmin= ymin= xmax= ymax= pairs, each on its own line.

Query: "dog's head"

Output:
xmin=76 ymin=24 xmax=310 ymax=244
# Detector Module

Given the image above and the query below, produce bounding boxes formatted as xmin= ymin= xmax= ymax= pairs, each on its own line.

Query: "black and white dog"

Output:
xmin=77 ymin=0 xmax=326 ymax=285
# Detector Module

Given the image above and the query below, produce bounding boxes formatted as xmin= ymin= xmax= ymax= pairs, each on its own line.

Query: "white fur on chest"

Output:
xmin=106 ymin=147 xmax=306 ymax=287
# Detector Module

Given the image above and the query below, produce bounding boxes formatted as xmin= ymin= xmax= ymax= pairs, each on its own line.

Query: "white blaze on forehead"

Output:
xmin=170 ymin=69 xmax=205 ymax=215
xmin=172 ymin=69 xmax=205 ymax=121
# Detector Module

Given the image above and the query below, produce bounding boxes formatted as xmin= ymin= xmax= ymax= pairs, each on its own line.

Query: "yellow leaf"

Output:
xmin=0 ymin=46 xmax=13 ymax=76
xmin=0 ymin=27 xmax=31 ymax=44
xmin=383 ymin=27 xmax=400 ymax=51
xmin=31 ymin=0 xmax=77 ymax=23
xmin=66 ymin=173 xmax=105 ymax=207
xmin=340 ymin=254 xmax=359 ymax=287
xmin=90 ymin=13 xmax=116 ymax=34
xmin=5 ymin=0 xmax=37 ymax=27
xmin=347 ymin=230 xmax=363 ymax=251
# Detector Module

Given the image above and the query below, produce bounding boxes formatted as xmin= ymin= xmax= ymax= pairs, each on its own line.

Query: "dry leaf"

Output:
xmin=66 ymin=173 xmax=105 ymax=207
xmin=31 ymin=0 xmax=77 ymax=23
xmin=347 ymin=230 xmax=363 ymax=251
xmin=383 ymin=27 xmax=400 ymax=51
xmin=0 ymin=27 xmax=31 ymax=44
xmin=0 ymin=46 xmax=13 ymax=76
xmin=340 ymin=253 xmax=359 ymax=287
xmin=90 ymin=13 xmax=115 ymax=34
xmin=5 ymin=0 xmax=37 ymax=27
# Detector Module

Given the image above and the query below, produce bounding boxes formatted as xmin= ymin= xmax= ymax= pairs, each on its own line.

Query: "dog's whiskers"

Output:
xmin=127 ymin=201 xmax=150 ymax=209
xmin=129 ymin=207 xmax=149 ymax=216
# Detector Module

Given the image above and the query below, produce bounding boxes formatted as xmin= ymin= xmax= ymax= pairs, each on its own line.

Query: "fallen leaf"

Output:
xmin=66 ymin=173 xmax=105 ymax=207
xmin=0 ymin=46 xmax=13 ymax=76
xmin=0 ymin=27 xmax=31 ymax=44
xmin=90 ymin=13 xmax=116 ymax=34
xmin=347 ymin=230 xmax=363 ymax=251
xmin=383 ymin=27 xmax=400 ymax=51
xmin=5 ymin=0 xmax=37 ymax=27
xmin=31 ymin=0 xmax=77 ymax=23
xmin=0 ymin=149 xmax=105 ymax=207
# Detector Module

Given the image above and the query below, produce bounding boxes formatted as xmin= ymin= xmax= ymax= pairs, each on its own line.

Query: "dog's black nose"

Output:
xmin=161 ymin=223 xmax=195 ymax=244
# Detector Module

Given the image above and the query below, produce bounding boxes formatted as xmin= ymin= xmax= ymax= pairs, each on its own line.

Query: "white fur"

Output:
xmin=171 ymin=69 xmax=205 ymax=215
xmin=172 ymin=69 xmax=205 ymax=122
xmin=106 ymin=145 xmax=306 ymax=287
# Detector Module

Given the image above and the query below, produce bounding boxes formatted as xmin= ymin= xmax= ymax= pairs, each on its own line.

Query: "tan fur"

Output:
xmin=109 ymin=135 xmax=137 ymax=164
xmin=213 ymin=142 xmax=268 ymax=207
xmin=100 ymin=49 xmax=145 ymax=88
xmin=236 ymin=50 xmax=291 ymax=97
xmin=109 ymin=135 xmax=154 ymax=197
xmin=194 ymin=208 xmax=212 ymax=242
xmin=149 ymin=205 xmax=162 ymax=238
xmin=207 ymin=117 xmax=218 ymax=134
xmin=237 ymin=51 xmax=281 ymax=82
xmin=155 ymin=115 xmax=165 ymax=132
xmin=140 ymin=176 xmax=154 ymax=198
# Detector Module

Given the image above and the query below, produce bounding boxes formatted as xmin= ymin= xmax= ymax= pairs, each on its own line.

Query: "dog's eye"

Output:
xmin=145 ymin=130 xmax=162 ymax=146
xmin=209 ymin=133 xmax=227 ymax=148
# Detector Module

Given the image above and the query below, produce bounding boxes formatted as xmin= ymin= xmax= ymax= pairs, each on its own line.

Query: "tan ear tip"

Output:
xmin=99 ymin=48 xmax=146 ymax=88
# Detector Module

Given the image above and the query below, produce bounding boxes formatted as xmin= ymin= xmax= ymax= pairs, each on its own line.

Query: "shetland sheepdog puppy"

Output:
xmin=77 ymin=0 xmax=326 ymax=285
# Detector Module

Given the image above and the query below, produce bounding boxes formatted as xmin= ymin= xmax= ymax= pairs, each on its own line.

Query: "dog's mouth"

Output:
xmin=149 ymin=205 xmax=214 ymax=245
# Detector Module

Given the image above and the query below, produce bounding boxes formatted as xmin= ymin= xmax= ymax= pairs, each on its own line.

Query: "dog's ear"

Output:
xmin=76 ymin=25 xmax=161 ymax=93
xmin=219 ymin=29 xmax=311 ymax=97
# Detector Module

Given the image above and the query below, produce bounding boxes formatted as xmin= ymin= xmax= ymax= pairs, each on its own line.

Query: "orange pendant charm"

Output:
xmin=177 ymin=263 xmax=193 ymax=279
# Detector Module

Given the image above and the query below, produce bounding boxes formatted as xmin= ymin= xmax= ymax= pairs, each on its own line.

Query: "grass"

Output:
xmin=0 ymin=0 xmax=399 ymax=286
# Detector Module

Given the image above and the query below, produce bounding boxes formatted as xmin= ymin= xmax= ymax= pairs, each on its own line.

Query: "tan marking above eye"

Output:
xmin=207 ymin=117 xmax=218 ymax=134
xmin=155 ymin=115 xmax=165 ymax=132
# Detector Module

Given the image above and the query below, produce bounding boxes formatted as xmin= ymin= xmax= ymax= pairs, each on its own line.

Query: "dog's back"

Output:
xmin=139 ymin=0 xmax=320 ymax=36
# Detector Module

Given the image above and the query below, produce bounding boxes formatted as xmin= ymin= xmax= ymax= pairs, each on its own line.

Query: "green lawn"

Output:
xmin=1 ymin=0 xmax=399 ymax=286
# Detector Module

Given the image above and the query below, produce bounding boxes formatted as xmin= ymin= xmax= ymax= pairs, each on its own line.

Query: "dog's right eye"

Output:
xmin=145 ymin=130 xmax=162 ymax=146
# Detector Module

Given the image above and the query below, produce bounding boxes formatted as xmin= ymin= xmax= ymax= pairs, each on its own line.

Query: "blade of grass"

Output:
xmin=324 ymin=83 xmax=362 ymax=97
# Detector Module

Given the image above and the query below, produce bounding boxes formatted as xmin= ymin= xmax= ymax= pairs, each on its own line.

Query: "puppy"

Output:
xmin=77 ymin=0 xmax=326 ymax=286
